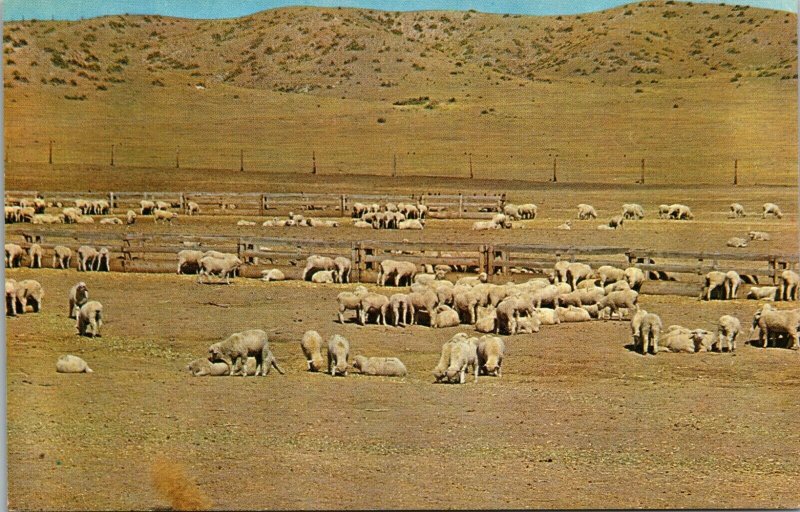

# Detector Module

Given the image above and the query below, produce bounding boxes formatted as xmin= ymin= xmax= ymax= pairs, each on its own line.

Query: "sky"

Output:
xmin=2 ymin=0 xmax=797 ymax=21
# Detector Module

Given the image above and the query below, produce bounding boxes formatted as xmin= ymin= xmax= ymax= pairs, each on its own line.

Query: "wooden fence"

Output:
xmin=5 ymin=229 xmax=797 ymax=292
xmin=5 ymin=191 xmax=506 ymax=218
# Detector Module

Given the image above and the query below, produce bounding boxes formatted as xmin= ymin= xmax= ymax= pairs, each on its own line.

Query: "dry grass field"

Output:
xmin=4 ymin=0 xmax=799 ymax=510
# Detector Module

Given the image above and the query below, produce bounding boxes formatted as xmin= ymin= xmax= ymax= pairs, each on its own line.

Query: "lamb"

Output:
xmin=56 ymin=355 xmax=93 ymax=374
xmin=351 ymin=356 xmax=408 ymax=377
xmin=597 ymin=289 xmax=638 ymax=320
xmin=300 ymin=330 xmax=325 ymax=371
xmin=726 ymin=237 xmax=748 ymax=248
xmin=261 ymin=269 xmax=286 ymax=282
xmin=477 ymin=335 xmax=505 ymax=377
xmin=445 ymin=336 xmax=480 ymax=384
xmin=747 ymin=286 xmax=778 ymax=301
xmin=76 ymin=300 xmax=103 ymax=337
xmin=472 ymin=220 xmax=501 ymax=230
xmin=327 ymin=334 xmax=350 ymax=376
xmin=555 ymin=306 xmax=591 ymax=323
xmin=432 ymin=305 xmax=460 ymax=328
xmin=762 ymin=203 xmax=783 ymax=219
xmin=716 ymin=315 xmax=741 ymax=352
xmin=729 ymin=203 xmax=746 ymax=218
xmin=311 ymin=270 xmax=338 ymax=284
xmin=377 ymin=259 xmax=417 ymax=287
xmin=748 ymin=231 xmax=770 ymax=241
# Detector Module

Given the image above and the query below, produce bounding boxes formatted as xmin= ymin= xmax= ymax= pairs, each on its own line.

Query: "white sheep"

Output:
xmin=56 ymin=355 xmax=93 ymax=374
xmin=261 ymin=269 xmax=286 ymax=282
xmin=477 ymin=335 xmax=505 ymax=377
xmin=351 ymin=356 xmax=407 ymax=377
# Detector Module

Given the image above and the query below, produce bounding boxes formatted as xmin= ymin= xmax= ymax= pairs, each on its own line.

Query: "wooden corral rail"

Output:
xmin=7 ymin=228 xmax=797 ymax=288
xmin=5 ymin=191 xmax=506 ymax=218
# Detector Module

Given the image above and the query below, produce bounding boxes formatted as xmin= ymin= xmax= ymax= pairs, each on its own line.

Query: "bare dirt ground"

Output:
xmin=6 ymin=264 xmax=800 ymax=510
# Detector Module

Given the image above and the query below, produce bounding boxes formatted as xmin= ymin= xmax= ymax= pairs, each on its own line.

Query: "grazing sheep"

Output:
xmin=748 ymin=231 xmax=770 ymax=241
xmin=608 ymin=215 xmax=624 ymax=229
xmin=311 ymin=270 xmax=338 ymax=284
xmin=621 ymin=203 xmax=645 ymax=220
xmin=359 ymin=293 xmax=390 ymax=326
xmin=702 ymin=271 xmax=727 ymax=301
xmin=186 ymin=357 xmax=257 ymax=376
xmin=556 ymin=221 xmax=572 ymax=230
xmin=208 ymin=329 xmax=284 ymax=377
xmin=669 ymin=204 xmax=694 ymax=220
xmin=624 ymin=267 xmax=646 ymax=292
xmin=729 ymin=203 xmax=746 ymax=218
xmin=577 ymin=204 xmax=598 ymax=220
xmin=716 ymin=315 xmax=741 ymax=352
xmin=757 ymin=309 xmax=800 ymax=349
xmin=28 ymin=244 xmax=43 ymax=268
xmin=261 ymin=269 xmax=285 ymax=282
xmin=726 ymin=237 xmax=749 ymax=248
xmin=186 ymin=201 xmax=200 ymax=215
xmin=377 ymin=259 xmax=417 ymax=286
xmin=407 ymin=289 xmax=438 ymax=326
xmin=762 ymin=203 xmax=783 ymax=219
xmin=630 ymin=307 xmax=648 ymax=347
xmin=126 ymin=210 xmax=137 ymax=224
xmin=747 ymin=286 xmax=778 ymax=301
xmin=475 ymin=306 xmax=498 ymax=333
xmin=76 ymin=300 xmax=103 ymax=337
xmin=6 ymin=279 xmax=17 ymax=317
xmin=477 ymin=335 xmax=505 ymax=376
xmin=177 ymin=250 xmax=204 ymax=275
xmin=333 ymin=257 xmax=352 ymax=284
xmin=432 ymin=305 xmax=460 ymax=328
xmin=658 ymin=204 xmax=671 ymax=219
xmin=724 ymin=271 xmax=743 ymax=300
xmin=56 ymin=355 xmax=93 ymax=374
xmin=197 ymin=254 xmax=242 ymax=284
xmin=555 ymin=306 xmax=591 ymax=323
xmin=13 ymin=279 xmax=43 ymax=314
xmin=337 ymin=287 xmax=369 ymax=324
xmin=154 ymin=210 xmax=178 ymax=224
xmin=503 ymin=203 xmax=521 ymax=220
xmin=433 ymin=334 xmax=465 ymax=382
xmin=352 ymin=356 xmax=408 ymax=377
xmin=327 ymin=334 xmax=350 ymax=376
xmin=517 ymin=203 xmax=538 ymax=219
xmin=100 ymin=217 xmax=123 ymax=225
xmin=446 ymin=336 xmax=480 ymax=384
xmin=638 ymin=313 xmax=662 ymax=354
xmin=300 ymin=330 xmax=325 ymax=372
xmin=597 ymin=289 xmax=639 ymax=320
xmin=68 ymin=282 xmax=89 ymax=319
xmin=778 ymin=270 xmax=799 ymax=301
xmin=5 ymin=243 xmax=25 ymax=268
xmin=76 ymin=246 xmax=98 ymax=272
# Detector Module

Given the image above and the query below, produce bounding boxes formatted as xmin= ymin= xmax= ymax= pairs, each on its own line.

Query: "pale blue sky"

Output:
xmin=2 ymin=0 xmax=797 ymax=21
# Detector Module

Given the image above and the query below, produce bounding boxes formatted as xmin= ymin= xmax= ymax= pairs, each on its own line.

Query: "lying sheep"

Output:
xmin=433 ymin=304 xmax=460 ymax=328
xmin=659 ymin=329 xmax=712 ymax=353
xmin=534 ymin=307 xmax=560 ymax=325
xmin=300 ymin=330 xmax=325 ymax=372
xmin=477 ymin=335 xmax=505 ymax=377
xmin=456 ymin=273 xmax=488 ymax=287
xmin=100 ymin=217 xmax=123 ymax=225
xmin=327 ymin=334 xmax=350 ymax=376
xmin=747 ymin=286 xmax=778 ymax=301
xmin=261 ymin=269 xmax=285 ymax=282
xmin=237 ymin=220 xmax=256 ymax=226
xmin=351 ymin=356 xmax=407 ymax=377
xmin=726 ymin=237 xmax=748 ymax=248
xmin=556 ymin=221 xmax=572 ymax=230
xmin=555 ymin=306 xmax=591 ymax=323
xmin=311 ymin=270 xmax=338 ymax=284
xmin=186 ymin=357 xmax=258 ymax=376
xmin=749 ymin=231 xmax=770 ymax=241
xmin=56 ymin=355 xmax=93 ymax=374
xmin=515 ymin=315 xmax=541 ymax=333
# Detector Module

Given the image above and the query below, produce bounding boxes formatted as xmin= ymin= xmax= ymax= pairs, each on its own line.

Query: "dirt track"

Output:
xmin=6 ymin=268 xmax=800 ymax=510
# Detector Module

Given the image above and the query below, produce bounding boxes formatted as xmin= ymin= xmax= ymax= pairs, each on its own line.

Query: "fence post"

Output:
xmin=479 ymin=245 xmax=487 ymax=275
xmin=486 ymin=245 xmax=495 ymax=277
xmin=259 ymin=194 xmax=265 ymax=216
xmin=340 ymin=195 xmax=347 ymax=218
xmin=458 ymin=193 xmax=464 ymax=219
xmin=108 ymin=192 xmax=116 ymax=209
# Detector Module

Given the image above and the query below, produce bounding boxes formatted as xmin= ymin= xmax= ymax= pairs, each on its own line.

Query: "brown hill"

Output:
xmin=3 ymin=1 xmax=796 ymax=98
